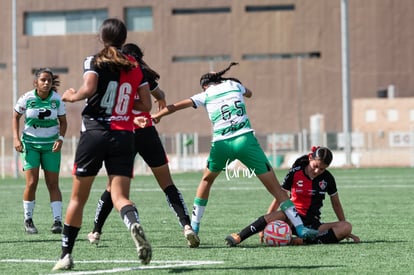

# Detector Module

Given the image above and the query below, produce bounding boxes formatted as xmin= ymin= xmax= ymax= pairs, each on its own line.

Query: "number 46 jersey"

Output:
xmin=191 ymin=80 xmax=253 ymax=142
xmin=80 ymin=54 xmax=148 ymax=132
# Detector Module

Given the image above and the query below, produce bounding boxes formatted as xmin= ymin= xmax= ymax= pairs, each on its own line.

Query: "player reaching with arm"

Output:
xmin=152 ymin=62 xmax=319 ymax=245
xmin=225 ymin=146 xmax=360 ymax=246
xmin=87 ymin=43 xmax=199 ymax=248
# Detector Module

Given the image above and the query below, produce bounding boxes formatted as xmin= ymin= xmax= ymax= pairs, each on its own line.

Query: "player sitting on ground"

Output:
xmin=225 ymin=146 xmax=360 ymax=246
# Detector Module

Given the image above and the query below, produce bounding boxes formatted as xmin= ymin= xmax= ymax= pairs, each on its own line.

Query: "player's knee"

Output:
xmin=341 ymin=221 xmax=352 ymax=235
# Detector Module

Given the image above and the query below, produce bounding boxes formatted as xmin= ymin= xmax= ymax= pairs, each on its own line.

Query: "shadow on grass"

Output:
xmin=0 ymin=238 xmax=111 ymax=246
xmin=0 ymin=238 xmax=404 ymax=247
xmin=136 ymin=264 xmax=345 ymax=273
xmin=232 ymin=239 xmax=407 ymax=248
xmin=153 ymin=238 xmax=407 ymax=249
xmin=0 ymin=239 xmax=59 ymax=244
xmin=356 ymin=240 xmax=407 ymax=244
xmin=64 ymin=264 xmax=344 ymax=274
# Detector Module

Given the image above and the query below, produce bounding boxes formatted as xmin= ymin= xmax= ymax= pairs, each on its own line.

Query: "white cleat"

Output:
xmin=52 ymin=254 xmax=74 ymax=271
xmin=87 ymin=231 xmax=101 ymax=245
xmin=130 ymin=223 xmax=152 ymax=265
xmin=184 ymin=228 xmax=200 ymax=248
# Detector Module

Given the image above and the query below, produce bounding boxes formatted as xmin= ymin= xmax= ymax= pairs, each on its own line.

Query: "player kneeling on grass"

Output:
xmin=225 ymin=146 xmax=360 ymax=246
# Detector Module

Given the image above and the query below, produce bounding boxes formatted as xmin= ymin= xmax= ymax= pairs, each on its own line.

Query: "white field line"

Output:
xmin=0 ymin=259 xmax=224 ymax=275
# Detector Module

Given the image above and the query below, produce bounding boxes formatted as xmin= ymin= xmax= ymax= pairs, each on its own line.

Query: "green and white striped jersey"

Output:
xmin=14 ymin=89 xmax=66 ymax=144
xmin=191 ymin=80 xmax=253 ymax=142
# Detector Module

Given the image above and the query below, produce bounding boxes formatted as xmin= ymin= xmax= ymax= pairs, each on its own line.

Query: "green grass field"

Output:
xmin=0 ymin=167 xmax=413 ymax=274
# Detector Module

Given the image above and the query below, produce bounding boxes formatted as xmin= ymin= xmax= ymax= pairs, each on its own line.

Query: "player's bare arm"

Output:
xmin=12 ymin=111 xmax=23 ymax=152
xmin=150 ymin=87 xmax=167 ymax=111
xmin=62 ymin=73 xmax=97 ymax=102
xmin=134 ymin=83 xmax=152 ymax=112
xmin=152 ymin=98 xmax=193 ymax=123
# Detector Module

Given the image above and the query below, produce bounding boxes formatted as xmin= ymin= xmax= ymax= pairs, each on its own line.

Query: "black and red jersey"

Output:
xmin=80 ymin=54 xmax=148 ymax=132
xmin=132 ymin=68 xmax=159 ymax=129
xmin=281 ymin=165 xmax=337 ymax=222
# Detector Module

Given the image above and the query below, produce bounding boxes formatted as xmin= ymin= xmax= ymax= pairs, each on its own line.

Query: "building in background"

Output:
xmin=1 ymin=0 xmax=413 ymax=174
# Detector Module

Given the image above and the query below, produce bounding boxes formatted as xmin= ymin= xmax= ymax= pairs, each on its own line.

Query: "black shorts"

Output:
xmin=134 ymin=126 xmax=168 ymax=168
xmin=73 ymin=130 xmax=135 ymax=177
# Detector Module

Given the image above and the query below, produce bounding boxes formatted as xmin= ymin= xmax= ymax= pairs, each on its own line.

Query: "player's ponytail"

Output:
xmin=122 ymin=43 xmax=160 ymax=83
xmin=292 ymin=155 xmax=309 ymax=168
xmin=95 ymin=18 xmax=135 ymax=72
xmin=215 ymin=62 xmax=238 ymax=78
xmin=199 ymin=62 xmax=239 ymax=87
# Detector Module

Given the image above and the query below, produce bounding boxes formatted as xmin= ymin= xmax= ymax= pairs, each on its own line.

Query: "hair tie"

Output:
xmin=311 ymin=146 xmax=320 ymax=153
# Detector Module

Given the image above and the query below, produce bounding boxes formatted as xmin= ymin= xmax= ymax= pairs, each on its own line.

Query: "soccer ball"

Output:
xmin=263 ymin=220 xmax=292 ymax=246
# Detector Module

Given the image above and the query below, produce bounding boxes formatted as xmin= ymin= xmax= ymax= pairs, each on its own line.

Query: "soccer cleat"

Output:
xmin=225 ymin=233 xmax=241 ymax=247
xmin=184 ymin=228 xmax=200 ymax=248
xmin=87 ymin=231 xmax=101 ymax=245
xmin=295 ymin=225 xmax=319 ymax=240
xmin=130 ymin=223 xmax=152 ymax=265
xmin=50 ymin=220 xmax=62 ymax=234
xmin=52 ymin=253 xmax=74 ymax=271
xmin=24 ymin=219 xmax=38 ymax=234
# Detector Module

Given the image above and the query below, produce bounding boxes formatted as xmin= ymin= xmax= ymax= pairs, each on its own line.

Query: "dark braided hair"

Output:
xmin=291 ymin=146 xmax=333 ymax=168
xmin=291 ymin=154 xmax=309 ymax=168
xmin=122 ymin=43 xmax=160 ymax=83
xmin=312 ymin=146 xmax=333 ymax=165
xmin=34 ymin=68 xmax=60 ymax=92
xmin=199 ymin=62 xmax=241 ymax=87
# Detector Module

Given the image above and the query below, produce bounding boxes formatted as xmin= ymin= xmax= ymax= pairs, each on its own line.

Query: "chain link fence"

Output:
xmin=2 ymin=130 xmax=414 ymax=178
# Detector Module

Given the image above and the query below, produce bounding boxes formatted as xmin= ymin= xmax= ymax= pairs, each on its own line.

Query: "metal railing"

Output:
xmin=1 ymin=130 xmax=413 ymax=178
